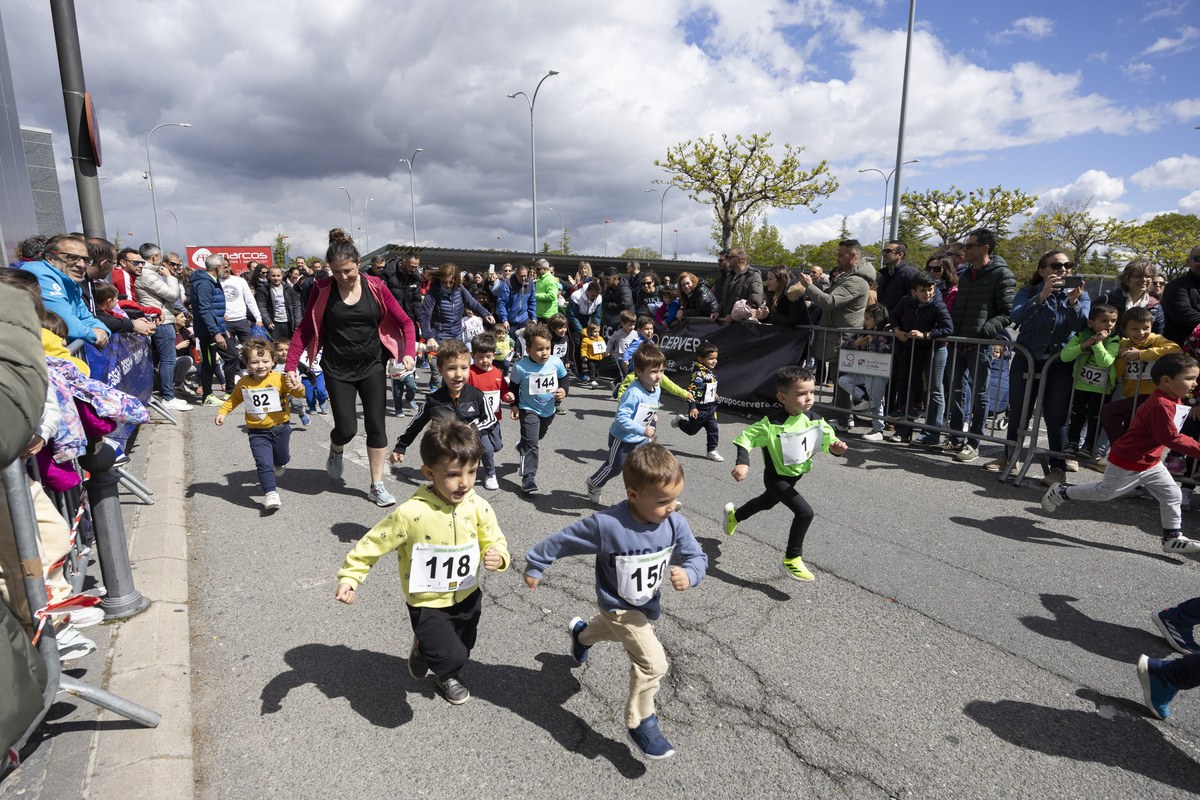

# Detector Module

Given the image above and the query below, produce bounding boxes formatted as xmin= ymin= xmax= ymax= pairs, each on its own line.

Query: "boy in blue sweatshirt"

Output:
xmin=507 ymin=322 xmax=569 ymax=494
xmin=524 ymin=444 xmax=707 ymax=760
xmin=586 ymin=341 xmax=666 ymax=505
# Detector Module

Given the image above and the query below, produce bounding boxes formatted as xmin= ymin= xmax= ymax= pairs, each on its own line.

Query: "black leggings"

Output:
xmin=325 ymin=370 xmax=389 ymax=449
xmin=735 ymin=469 xmax=814 ymax=559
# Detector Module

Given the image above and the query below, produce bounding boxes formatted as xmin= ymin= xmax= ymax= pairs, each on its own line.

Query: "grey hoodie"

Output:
xmin=801 ymin=260 xmax=877 ymax=361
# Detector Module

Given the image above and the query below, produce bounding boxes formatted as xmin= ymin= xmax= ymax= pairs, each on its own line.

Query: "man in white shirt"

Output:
xmin=219 ymin=258 xmax=262 ymax=390
xmin=254 ymin=266 xmax=301 ymax=342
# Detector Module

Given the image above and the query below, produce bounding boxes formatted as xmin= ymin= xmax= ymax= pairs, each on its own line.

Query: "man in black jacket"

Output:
xmin=1161 ymin=244 xmax=1200 ymax=346
xmin=385 ymin=252 xmax=424 ymax=327
xmin=876 ymin=240 xmax=917 ymax=318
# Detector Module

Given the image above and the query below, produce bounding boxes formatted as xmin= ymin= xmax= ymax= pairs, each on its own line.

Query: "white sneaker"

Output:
xmin=862 ymin=431 xmax=884 ymax=442
xmin=706 ymin=450 xmax=724 ymax=462
xmin=57 ymin=623 xmax=97 ymax=660
xmin=264 ymin=491 xmax=282 ymax=511
xmin=483 ymin=474 xmax=499 ymax=490
xmin=586 ymin=480 xmax=603 ymax=506
xmin=1163 ymin=535 xmax=1200 ymax=554
xmin=163 ymin=398 xmax=191 ymax=412
xmin=1041 ymin=483 xmax=1065 ymax=514
xmin=851 ymin=399 xmax=872 ymax=412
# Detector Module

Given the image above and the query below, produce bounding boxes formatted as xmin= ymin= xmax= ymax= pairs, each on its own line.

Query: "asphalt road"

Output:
xmin=187 ymin=373 xmax=1200 ymax=799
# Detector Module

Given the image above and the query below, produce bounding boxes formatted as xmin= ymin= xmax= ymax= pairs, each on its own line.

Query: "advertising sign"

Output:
xmin=186 ymin=245 xmax=275 ymax=275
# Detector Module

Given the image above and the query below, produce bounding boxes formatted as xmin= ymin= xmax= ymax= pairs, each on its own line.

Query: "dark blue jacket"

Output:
xmin=494 ymin=276 xmax=536 ymax=326
xmin=892 ymin=294 xmax=954 ymax=347
xmin=419 ymin=283 xmax=490 ymax=341
xmin=1010 ymin=283 xmax=1090 ymax=360
xmin=189 ymin=268 xmax=227 ymax=337
xmin=877 ymin=260 xmax=918 ymax=318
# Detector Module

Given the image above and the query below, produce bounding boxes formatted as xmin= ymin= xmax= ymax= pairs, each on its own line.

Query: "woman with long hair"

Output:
xmin=419 ymin=262 xmax=495 ymax=390
xmin=675 ymin=271 xmax=719 ymax=320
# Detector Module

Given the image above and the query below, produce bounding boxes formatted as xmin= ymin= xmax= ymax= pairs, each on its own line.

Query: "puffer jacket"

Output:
xmin=679 ymin=281 xmax=719 ymax=318
xmin=719 ymin=267 xmax=765 ymax=316
xmin=189 ymin=268 xmax=227 ymax=337
xmin=384 ymin=263 xmax=425 ymax=324
xmin=419 ymin=283 xmax=491 ymax=341
xmin=949 ymin=254 xmax=1015 ymax=340
xmin=495 ymin=275 xmax=537 ymax=326
xmin=801 ymin=261 xmax=876 ymax=361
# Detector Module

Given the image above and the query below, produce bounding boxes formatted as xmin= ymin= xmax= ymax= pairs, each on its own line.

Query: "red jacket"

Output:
xmin=286 ymin=274 xmax=416 ymax=372
xmin=468 ymin=364 xmax=510 ymax=421
xmin=1108 ymin=389 xmax=1200 ymax=472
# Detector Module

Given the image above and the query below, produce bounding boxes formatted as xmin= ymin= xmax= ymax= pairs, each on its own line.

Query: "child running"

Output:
xmin=524 ymin=444 xmax=706 ymax=760
xmin=508 ymin=322 xmax=568 ymax=494
xmin=273 ymin=340 xmax=309 ymax=426
xmin=337 ymin=417 xmax=509 ymax=705
xmin=1042 ymin=352 xmax=1200 ymax=555
xmin=548 ymin=313 xmax=571 ymax=414
xmin=607 ymin=310 xmax=638 ymax=395
xmin=215 ymin=336 xmax=305 ymax=512
xmin=580 ymin=321 xmax=606 ymax=385
xmin=1060 ymin=304 xmax=1120 ymax=458
xmin=586 ymin=342 xmax=665 ymax=505
xmin=669 ymin=340 xmax=723 ymax=462
xmin=466 ymin=333 xmax=509 ymax=491
xmin=725 ymin=366 xmax=848 ymax=581
xmin=392 ymin=339 xmax=493 ymax=473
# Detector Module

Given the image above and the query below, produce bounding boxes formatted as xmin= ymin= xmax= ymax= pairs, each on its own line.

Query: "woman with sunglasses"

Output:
xmin=635 ymin=269 xmax=664 ymax=316
xmin=926 ymin=255 xmax=959 ymax=314
xmin=1097 ymin=259 xmax=1163 ymax=336
xmin=987 ymin=251 xmax=1089 ymax=484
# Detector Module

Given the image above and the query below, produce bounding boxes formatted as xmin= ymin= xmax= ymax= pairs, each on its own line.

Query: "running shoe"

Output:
xmin=862 ymin=431 xmax=884 ymax=442
xmin=568 ymin=617 xmax=590 ymax=665
xmin=827 ymin=418 xmax=849 ymax=433
xmin=522 ymin=479 xmax=538 ymax=495
xmin=1040 ymin=467 xmax=1067 ymax=488
xmin=326 ymin=449 xmax=344 ymax=479
xmin=706 ymin=450 xmax=724 ymax=462
xmin=627 ymin=714 xmax=675 ymax=760
xmin=299 ymin=411 xmax=311 ymax=426
xmin=1167 ymin=456 xmax=1186 ymax=475
xmin=1138 ymin=655 xmax=1176 ymax=719
xmin=202 ymin=395 xmax=224 ymax=406
xmin=954 ymin=444 xmax=978 ymax=463
xmin=274 ymin=462 xmax=286 ymax=476
xmin=983 ymin=456 xmax=1009 ymax=473
xmin=670 ymin=415 xmax=685 ymax=429
xmin=318 ymin=404 xmax=329 ymax=415
xmin=780 ymin=556 xmax=815 ymax=582
xmin=1162 ymin=535 xmax=1200 ymax=554
xmin=483 ymin=474 xmax=499 ymax=490
xmin=586 ymin=480 xmax=603 ymax=506
xmin=408 ymin=639 xmax=429 ymax=680
xmin=163 ymin=398 xmax=192 ymax=412
xmin=1041 ymin=483 xmax=1066 ymax=513
xmin=723 ymin=503 xmax=738 ymax=536
xmin=850 ymin=398 xmax=872 ymax=413
xmin=57 ymin=624 xmax=97 ymax=661
xmin=436 ymin=675 xmax=470 ymax=705
xmin=369 ymin=482 xmax=396 ymax=507
xmin=1151 ymin=609 xmax=1200 ymax=655
xmin=264 ymin=491 xmax=281 ymax=511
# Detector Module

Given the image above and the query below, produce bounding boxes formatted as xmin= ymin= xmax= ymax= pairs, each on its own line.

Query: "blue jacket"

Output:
xmin=189 ymin=268 xmax=227 ymax=337
xmin=20 ymin=259 xmax=108 ymax=344
xmin=419 ymin=283 xmax=490 ymax=341
xmin=494 ymin=276 xmax=536 ymax=326
xmin=524 ymin=500 xmax=706 ymax=619
xmin=892 ymin=295 xmax=954 ymax=347
xmin=611 ymin=378 xmax=660 ymax=443
xmin=1010 ymin=283 xmax=1090 ymax=360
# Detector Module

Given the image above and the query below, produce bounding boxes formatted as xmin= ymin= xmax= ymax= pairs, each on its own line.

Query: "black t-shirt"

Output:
xmin=321 ymin=275 xmax=383 ymax=381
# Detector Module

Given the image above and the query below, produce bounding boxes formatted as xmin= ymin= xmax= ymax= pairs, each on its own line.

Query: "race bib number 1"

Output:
xmin=702 ymin=381 xmax=718 ymax=404
xmin=244 ymin=386 xmax=282 ymax=414
xmin=614 ymin=546 xmax=673 ymax=606
xmin=780 ymin=428 xmax=822 ymax=466
xmin=1173 ymin=403 xmax=1191 ymax=433
xmin=408 ymin=541 xmax=479 ymax=594
xmin=528 ymin=372 xmax=558 ymax=396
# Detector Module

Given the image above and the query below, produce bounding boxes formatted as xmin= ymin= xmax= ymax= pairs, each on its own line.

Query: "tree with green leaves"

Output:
xmin=1112 ymin=213 xmax=1200 ymax=278
xmin=901 ymin=185 xmax=1037 ymax=245
xmin=656 ymin=132 xmax=837 ymax=250
xmin=272 ymin=233 xmax=291 ymax=270
xmin=1019 ymin=200 xmax=1128 ymax=269
xmin=620 ymin=246 xmax=661 ymax=260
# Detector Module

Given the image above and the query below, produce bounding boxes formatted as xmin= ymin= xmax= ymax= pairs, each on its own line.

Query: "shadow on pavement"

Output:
xmin=695 ymin=536 xmax=790 ymax=602
xmin=331 ymin=522 xmax=371 ymax=544
xmin=963 ymin=688 xmax=1200 ymax=794
xmin=260 ymin=645 xmax=645 ymax=778
xmin=522 ymin=488 xmax=597 ymax=519
xmin=189 ymin=467 xmax=367 ymax=512
xmin=554 ymin=447 xmax=611 ymax=467
xmin=1018 ymin=593 xmax=1167 ymax=663
xmin=950 ymin=515 xmax=1178 ymax=563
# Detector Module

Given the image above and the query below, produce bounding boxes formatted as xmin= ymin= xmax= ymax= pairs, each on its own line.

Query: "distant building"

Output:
xmin=22 ymin=126 xmax=66 ymax=237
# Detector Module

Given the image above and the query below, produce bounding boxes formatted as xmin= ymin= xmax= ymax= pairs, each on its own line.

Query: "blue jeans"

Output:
xmin=303 ymin=373 xmax=328 ymax=411
xmin=949 ymin=345 xmax=994 ymax=448
xmin=151 ymin=323 xmax=178 ymax=400
xmin=837 ymin=373 xmax=888 ymax=432
xmin=897 ymin=345 xmax=948 ymax=441
xmin=1006 ymin=354 xmax=1073 ymax=469
xmin=247 ymin=423 xmax=291 ymax=493
xmin=391 ymin=373 xmax=416 ymax=413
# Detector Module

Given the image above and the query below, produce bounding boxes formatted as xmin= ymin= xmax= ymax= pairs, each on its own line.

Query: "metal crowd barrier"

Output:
xmin=1 ymin=459 xmax=160 ymax=773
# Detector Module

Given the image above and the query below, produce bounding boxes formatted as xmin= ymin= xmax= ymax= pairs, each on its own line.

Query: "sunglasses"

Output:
xmin=166 ymin=261 xmax=183 ymax=268
xmin=882 ymin=248 xmax=902 ymax=255
xmin=1191 ymin=255 xmax=1200 ymax=263
xmin=52 ymin=251 xmax=93 ymax=265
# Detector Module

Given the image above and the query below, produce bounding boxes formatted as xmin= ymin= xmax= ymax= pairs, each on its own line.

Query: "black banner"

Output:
xmin=600 ymin=319 xmax=810 ymax=413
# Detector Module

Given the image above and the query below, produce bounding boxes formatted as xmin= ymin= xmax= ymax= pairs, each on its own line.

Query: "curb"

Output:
xmin=86 ymin=419 xmax=192 ymax=797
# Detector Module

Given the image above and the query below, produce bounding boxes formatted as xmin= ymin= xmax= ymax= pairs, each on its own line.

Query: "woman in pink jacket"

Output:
xmin=286 ymin=229 xmax=416 ymax=506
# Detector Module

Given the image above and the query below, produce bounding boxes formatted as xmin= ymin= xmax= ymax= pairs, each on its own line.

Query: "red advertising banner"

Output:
xmin=186 ymin=246 xmax=275 ymax=275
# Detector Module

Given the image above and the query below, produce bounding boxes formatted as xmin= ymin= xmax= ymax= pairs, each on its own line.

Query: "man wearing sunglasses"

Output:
xmin=20 ymin=232 xmax=110 ymax=348
xmin=1161 ymin=245 xmax=1200 ymax=347
xmin=876 ymin=240 xmax=916 ymax=318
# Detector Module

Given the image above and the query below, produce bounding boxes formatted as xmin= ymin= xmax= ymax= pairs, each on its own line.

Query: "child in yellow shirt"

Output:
xmin=1100 ymin=306 xmax=1182 ymax=445
xmin=580 ymin=321 xmax=606 ymax=384
xmin=215 ymin=337 xmax=305 ymax=511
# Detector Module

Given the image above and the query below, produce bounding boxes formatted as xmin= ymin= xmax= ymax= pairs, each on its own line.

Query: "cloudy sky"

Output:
xmin=5 ymin=0 xmax=1199 ymax=262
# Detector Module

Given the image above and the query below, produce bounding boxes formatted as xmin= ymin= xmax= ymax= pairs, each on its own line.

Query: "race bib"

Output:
xmin=591 ymin=340 xmax=607 ymax=355
xmin=633 ymin=402 xmax=658 ymax=429
xmin=1078 ymin=364 xmax=1108 ymax=389
xmin=483 ymin=390 xmax=501 ymax=418
xmin=780 ymin=427 xmax=822 ymax=466
xmin=1173 ymin=403 xmax=1191 ymax=433
xmin=702 ymin=381 xmax=718 ymax=404
xmin=614 ymin=546 xmax=673 ymax=606
xmin=1125 ymin=359 xmax=1151 ymax=383
xmin=244 ymin=386 xmax=282 ymax=415
xmin=552 ymin=341 xmax=568 ymax=359
xmin=528 ymin=371 xmax=558 ymax=396
xmin=408 ymin=541 xmax=479 ymax=594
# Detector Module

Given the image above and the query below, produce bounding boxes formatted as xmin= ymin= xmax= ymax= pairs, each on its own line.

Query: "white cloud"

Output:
xmin=1179 ymin=190 xmax=1200 ymax=215
xmin=989 ymin=16 xmax=1055 ymax=44
xmin=1086 ymin=51 xmax=1110 ymax=64
xmin=1037 ymin=170 xmax=1130 ymax=219
xmin=1131 ymin=154 xmax=1200 ymax=191
xmin=1122 ymin=62 xmax=1157 ymax=82
xmin=1143 ymin=24 xmax=1200 ymax=55
xmin=1142 ymin=0 xmax=1190 ymax=22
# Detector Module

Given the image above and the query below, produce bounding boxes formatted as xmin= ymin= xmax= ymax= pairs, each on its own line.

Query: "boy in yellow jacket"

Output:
xmin=1100 ymin=307 xmax=1182 ymax=445
xmin=336 ymin=417 xmax=510 ymax=705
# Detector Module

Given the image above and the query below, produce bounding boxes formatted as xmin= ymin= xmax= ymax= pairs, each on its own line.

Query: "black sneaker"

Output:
xmin=568 ymin=616 xmax=590 ymax=665
xmin=522 ymin=479 xmax=538 ymax=494
xmin=436 ymin=674 xmax=470 ymax=705
xmin=627 ymin=713 xmax=675 ymax=759
xmin=408 ymin=639 xmax=429 ymax=680
xmin=1062 ymin=443 xmax=1078 ymax=457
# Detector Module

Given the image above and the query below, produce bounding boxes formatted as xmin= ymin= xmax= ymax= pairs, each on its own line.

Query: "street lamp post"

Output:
xmin=604 ymin=220 xmax=610 ymax=257
xmin=645 ymin=185 xmax=674 ymax=257
xmin=364 ymin=198 xmax=374 ymax=253
xmin=673 ymin=229 xmax=679 ymax=259
xmin=338 ymin=187 xmax=354 ymax=235
xmin=145 ymin=122 xmax=191 ymax=251
xmin=398 ymin=149 xmax=422 ymax=247
xmin=547 ymin=207 xmax=565 ymax=254
xmin=508 ymin=70 xmax=559 ymax=253
xmin=162 ymin=208 xmax=182 ymax=257
xmin=858 ymin=160 xmax=919 ymax=246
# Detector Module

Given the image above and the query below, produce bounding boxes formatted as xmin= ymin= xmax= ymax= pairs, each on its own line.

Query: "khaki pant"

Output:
xmin=0 ymin=478 xmax=72 ymax=626
xmin=578 ymin=607 xmax=668 ymax=728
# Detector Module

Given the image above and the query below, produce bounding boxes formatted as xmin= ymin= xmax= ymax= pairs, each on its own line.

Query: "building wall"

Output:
xmin=22 ymin=127 xmax=66 ymax=237
xmin=0 ymin=9 xmax=39 ymax=265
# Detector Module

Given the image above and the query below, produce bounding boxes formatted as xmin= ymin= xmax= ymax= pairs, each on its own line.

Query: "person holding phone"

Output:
xmin=986 ymin=251 xmax=1090 ymax=484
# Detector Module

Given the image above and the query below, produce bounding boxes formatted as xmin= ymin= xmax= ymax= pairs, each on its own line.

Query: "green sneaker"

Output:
xmin=780 ymin=556 xmax=815 ymax=582
xmin=203 ymin=395 xmax=224 ymax=406
xmin=723 ymin=502 xmax=738 ymax=536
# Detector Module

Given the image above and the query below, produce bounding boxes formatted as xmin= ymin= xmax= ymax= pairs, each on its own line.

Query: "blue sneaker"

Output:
xmin=1152 ymin=609 xmax=1200 ymax=655
xmin=1138 ymin=655 xmax=1177 ymax=719
xmin=568 ymin=617 xmax=590 ymax=665
xmin=299 ymin=411 xmax=311 ymax=426
xmin=627 ymin=714 xmax=675 ymax=759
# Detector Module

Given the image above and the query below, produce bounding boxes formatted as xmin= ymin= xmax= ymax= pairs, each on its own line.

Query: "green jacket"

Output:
xmin=734 ymin=408 xmax=838 ymax=477
xmin=535 ymin=272 xmax=560 ymax=320
xmin=1059 ymin=329 xmax=1120 ymax=394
